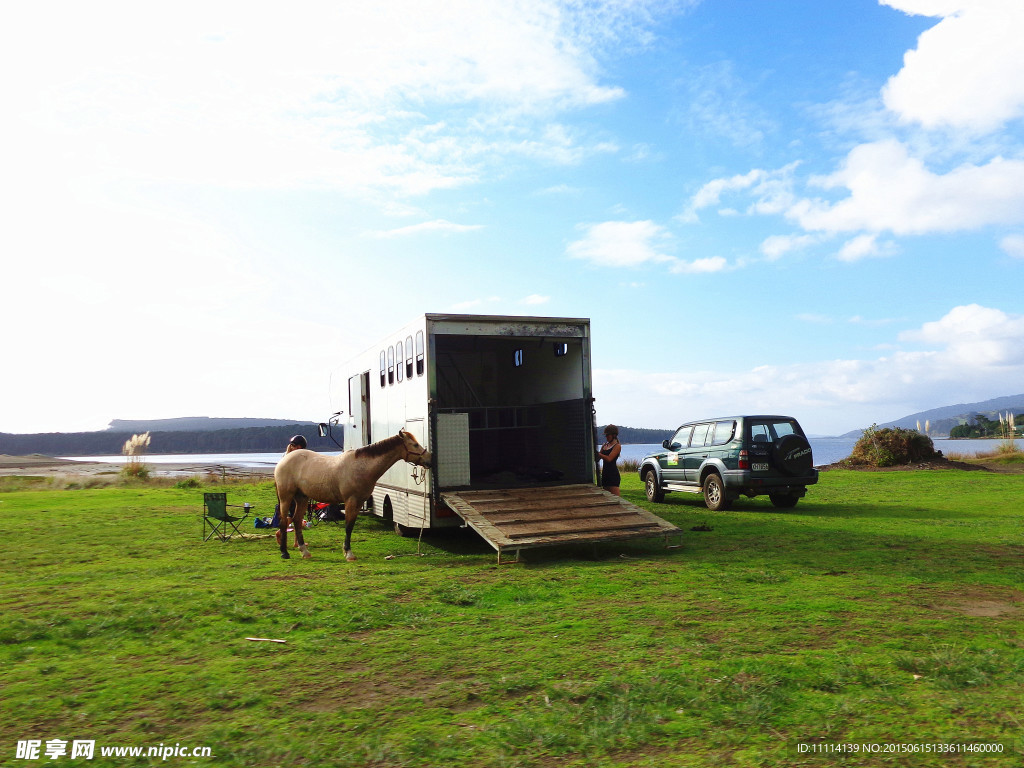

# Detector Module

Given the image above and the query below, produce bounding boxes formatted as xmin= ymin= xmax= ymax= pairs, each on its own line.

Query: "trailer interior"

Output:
xmin=434 ymin=333 xmax=592 ymax=489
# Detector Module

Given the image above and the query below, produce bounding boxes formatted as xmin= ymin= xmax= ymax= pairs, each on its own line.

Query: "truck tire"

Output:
xmin=703 ymin=472 xmax=732 ymax=511
xmin=644 ymin=468 xmax=665 ymax=503
xmin=769 ymin=492 xmax=800 ymax=509
xmin=774 ymin=434 xmax=813 ymax=475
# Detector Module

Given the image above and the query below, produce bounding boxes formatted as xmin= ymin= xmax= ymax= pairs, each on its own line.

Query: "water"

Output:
xmin=64 ymin=437 xmax=1007 ymax=470
xmin=619 ymin=437 xmax=1009 ymax=468
xmin=60 ymin=452 xmax=340 ymax=469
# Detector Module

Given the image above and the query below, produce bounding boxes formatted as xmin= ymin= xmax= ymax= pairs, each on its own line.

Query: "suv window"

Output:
xmin=668 ymin=426 xmax=692 ymax=450
xmin=690 ymin=423 xmax=711 ymax=447
xmin=749 ymin=419 xmax=800 ymax=443
xmin=711 ymin=420 xmax=735 ymax=445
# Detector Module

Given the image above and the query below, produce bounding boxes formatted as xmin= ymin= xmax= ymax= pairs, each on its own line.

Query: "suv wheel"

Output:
xmin=703 ymin=473 xmax=732 ymax=511
xmin=769 ymin=492 xmax=800 ymax=509
xmin=774 ymin=434 xmax=814 ymax=475
xmin=644 ymin=469 xmax=665 ymax=503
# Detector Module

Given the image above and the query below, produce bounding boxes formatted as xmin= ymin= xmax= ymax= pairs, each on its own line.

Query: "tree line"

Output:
xmin=2 ymin=422 xmax=671 ymax=457
xmin=948 ymin=413 xmax=1022 ymax=439
xmin=598 ymin=425 xmax=673 ymax=444
xmin=0 ymin=424 xmax=339 ymax=457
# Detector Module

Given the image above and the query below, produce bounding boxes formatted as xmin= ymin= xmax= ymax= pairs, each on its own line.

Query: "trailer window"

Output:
xmin=415 ymin=331 xmax=425 ymax=376
xmin=387 ymin=345 xmax=395 ymax=385
xmin=379 ymin=351 xmax=386 ymax=388
xmin=395 ymin=340 xmax=403 ymax=382
xmin=554 ymin=343 xmax=568 ymax=357
xmin=405 ymin=336 xmax=413 ymax=379
xmin=514 ymin=349 xmax=524 ymax=367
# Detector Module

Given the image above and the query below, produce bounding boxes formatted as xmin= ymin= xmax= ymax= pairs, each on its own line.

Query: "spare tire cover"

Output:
xmin=774 ymin=434 xmax=813 ymax=475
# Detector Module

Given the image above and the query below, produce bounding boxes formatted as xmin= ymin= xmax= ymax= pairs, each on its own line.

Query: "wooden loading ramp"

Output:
xmin=441 ymin=484 xmax=681 ymax=563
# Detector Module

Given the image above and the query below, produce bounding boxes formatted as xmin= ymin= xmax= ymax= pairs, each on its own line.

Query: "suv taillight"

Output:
xmin=739 ymin=449 xmax=749 ymax=470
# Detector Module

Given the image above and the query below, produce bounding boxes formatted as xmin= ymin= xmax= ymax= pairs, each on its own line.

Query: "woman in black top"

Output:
xmin=597 ymin=424 xmax=622 ymax=496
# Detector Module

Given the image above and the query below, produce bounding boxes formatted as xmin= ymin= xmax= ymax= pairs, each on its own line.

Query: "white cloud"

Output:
xmin=881 ymin=0 xmax=1024 ymax=134
xmin=680 ymin=60 xmax=775 ymax=149
xmin=364 ymin=219 xmax=484 ymax=238
xmin=522 ymin=294 xmax=551 ymax=305
xmin=1 ymin=0 xmax=650 ymax=201
xmin=681 ymin=163 xmax=799 ymax=223
xmin=837 ymin=233 xmax=897 ymax=262
xmin=1000 ymin=234 xmax=1024 ymax=259
xmin=669 ymin=256 xmax=728 ymax=274
xmin=567 ymin=220 xmax=728 ymax=274
xmin=594 ymin=304 xmax=1024 ymax=435
xmin=567 ymin=220 xmax=675 ymax=268
xmin=900 ymin=303 xmax=1024 ymax=367
xmin=760 ymin=233 xmax=818 ymax=260
xmin=685 ymin=1 xmax=1024 ymax=252
xmin=789 ymin=140 xmax=1024 ymax=235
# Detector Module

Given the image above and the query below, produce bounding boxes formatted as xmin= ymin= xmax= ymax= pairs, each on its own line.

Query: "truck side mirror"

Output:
xmin=317 ymin=423 xmax=329 ymax=438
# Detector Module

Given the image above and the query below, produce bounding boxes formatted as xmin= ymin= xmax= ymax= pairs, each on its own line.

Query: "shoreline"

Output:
xmin=0 ymin=454 xmax=275 ymax=478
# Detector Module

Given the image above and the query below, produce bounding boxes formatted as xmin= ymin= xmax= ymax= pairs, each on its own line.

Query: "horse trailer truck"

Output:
xmin=327 ymin=314 xmax=678 ymax=560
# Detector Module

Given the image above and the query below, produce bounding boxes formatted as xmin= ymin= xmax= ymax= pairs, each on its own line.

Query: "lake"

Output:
xmin=64 ymin=437 xmax=1008 ymax=470
xmin=621 ymin=437 xmax=1007 ymax=467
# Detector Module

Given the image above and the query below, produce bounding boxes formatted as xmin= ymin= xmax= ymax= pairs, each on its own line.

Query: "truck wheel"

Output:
xmin=644 ymin=469 xmax=665 ymax=503
xmin=774 ymin=434 xmax=813 ymax=475
xmin=769 ymin=493 xmax=800 ymax=509
xmin=703 ymin=473 xmax=732 ymax=511
xmin=394 ymin=521 xmax=417 ymax=537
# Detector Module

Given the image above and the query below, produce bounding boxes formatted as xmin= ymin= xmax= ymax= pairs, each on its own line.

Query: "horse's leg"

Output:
xmin=292 ymin=493 xmax=310 ymax=559
xmin=277 ymin=490 xmax=293 ymax=559
xmin=343 ymin=497 xmax=361 ymax=562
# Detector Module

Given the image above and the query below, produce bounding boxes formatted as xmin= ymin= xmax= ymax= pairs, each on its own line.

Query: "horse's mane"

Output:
xmin=353 ymin=433 xmax=404 ymax=459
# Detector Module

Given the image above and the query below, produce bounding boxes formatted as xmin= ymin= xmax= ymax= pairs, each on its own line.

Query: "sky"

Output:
xmin=2 ymin=0 xmax=1024 ymax=437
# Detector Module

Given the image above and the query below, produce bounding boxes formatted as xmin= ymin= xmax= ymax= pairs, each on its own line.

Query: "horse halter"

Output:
xmin=402 ymin=441 xmax=429 ymax=464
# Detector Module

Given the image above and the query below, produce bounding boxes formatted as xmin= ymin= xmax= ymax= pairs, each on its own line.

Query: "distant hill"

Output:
xmin=599 ymin=426 xmax=673 ymax=445
xmin=839 ymin=394 xmax=1024 ymax=438
xmin=0 ymin=423 xmax=339 ymax=457
xmin=107 ymin=417 xmax=306 ymax=432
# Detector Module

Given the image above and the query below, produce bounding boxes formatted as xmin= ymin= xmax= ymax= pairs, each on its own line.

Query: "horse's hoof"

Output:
xmin=281 ymin=551 xmax=290 ymax=559
xmin=301 ymin=546 xmax=311 ymax=559
xmin=345 ymin=552 xmax=357 ymax=562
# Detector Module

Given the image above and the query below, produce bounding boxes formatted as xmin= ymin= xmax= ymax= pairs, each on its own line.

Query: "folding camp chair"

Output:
xmin=203 ymin=492 xmax=252 ymax=541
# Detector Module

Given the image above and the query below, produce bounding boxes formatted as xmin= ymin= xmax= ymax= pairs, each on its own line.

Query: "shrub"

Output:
xmin=844 ymin=424 xmax=941 ymax=468
xmin=121 ymin=432 xmax=152 ymax=481
xmin=120 ymin=462 xmax=151 ymax=481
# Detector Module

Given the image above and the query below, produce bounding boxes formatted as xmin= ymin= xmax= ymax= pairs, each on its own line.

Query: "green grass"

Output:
xmin=1 ymin=470 xmax=1022 ymax=766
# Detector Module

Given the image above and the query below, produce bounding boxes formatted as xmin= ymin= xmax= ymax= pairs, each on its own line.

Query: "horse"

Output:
xmin=273 ymin=430 xmax=432 ymax=561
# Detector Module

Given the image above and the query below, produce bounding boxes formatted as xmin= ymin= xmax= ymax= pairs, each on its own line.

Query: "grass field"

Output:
xmin=1 ymin=469 xmax=1022 ymax=767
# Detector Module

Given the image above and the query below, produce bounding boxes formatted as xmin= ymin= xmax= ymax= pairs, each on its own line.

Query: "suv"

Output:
xmin=639 ymin=415 xmax=817 ymax=510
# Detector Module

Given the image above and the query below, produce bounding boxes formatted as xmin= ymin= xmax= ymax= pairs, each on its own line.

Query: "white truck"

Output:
xmin=324 ymin=314 xmax=678 ymax=560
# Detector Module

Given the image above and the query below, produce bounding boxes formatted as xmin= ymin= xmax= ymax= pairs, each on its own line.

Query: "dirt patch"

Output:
xmin=918 ymin=586 xmax=1024 ymax=618
xmin=820 ymin=458 xmax=990 ymax=472
xmin=946 ymin=600 xmax=1020 ymax=618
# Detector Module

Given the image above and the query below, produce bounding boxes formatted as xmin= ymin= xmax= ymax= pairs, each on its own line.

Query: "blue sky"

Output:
xmin=3 ymin=0 xmax=1024 ymax=437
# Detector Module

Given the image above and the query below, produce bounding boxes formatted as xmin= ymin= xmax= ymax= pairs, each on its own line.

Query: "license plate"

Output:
xmin=752 ymin=463 xmax=769 ymax=472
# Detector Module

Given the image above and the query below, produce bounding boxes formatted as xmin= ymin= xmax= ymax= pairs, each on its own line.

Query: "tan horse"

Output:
xmin=273 ymin=430 xmax=432 ymax=561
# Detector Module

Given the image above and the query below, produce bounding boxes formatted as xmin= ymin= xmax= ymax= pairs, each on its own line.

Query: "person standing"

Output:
xmin=597 ymin=424 xmax=622 ymax=496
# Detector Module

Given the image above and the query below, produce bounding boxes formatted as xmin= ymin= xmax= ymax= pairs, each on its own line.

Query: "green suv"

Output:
xmin=639 ymin=415 xmax=817 ymax=510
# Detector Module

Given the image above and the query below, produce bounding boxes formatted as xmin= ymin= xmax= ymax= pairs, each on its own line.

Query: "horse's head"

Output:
xmin=398 ymin=430 xmax=432 ymax=467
